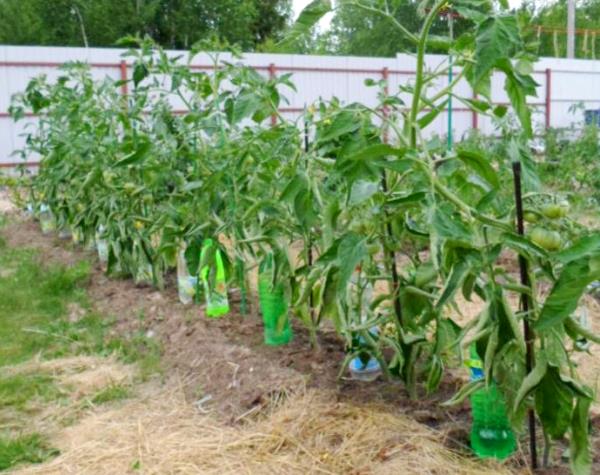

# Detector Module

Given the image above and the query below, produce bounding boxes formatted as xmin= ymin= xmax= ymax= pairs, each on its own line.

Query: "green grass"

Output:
xmin=0 ymin=373 xmax=63 ymax=410
xmin=90 ymin=383 xmax=130 ymax=405
xmin=0 ymin=224 xmax=162 ymax=471
xmin=0 ymin=434 xmax=58 ymax=471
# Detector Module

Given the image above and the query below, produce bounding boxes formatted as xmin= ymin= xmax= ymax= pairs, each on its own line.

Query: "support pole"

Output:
xmin=512 ymin=161 xmax=538 ymax=471
xmin=545 ymin=68 xmax=552 ymax=130
xmin=304 ymin=117 xmax=315 ymax=325
xmin=567 ymin=0 xmax=576 ymax=58
xmin=119 ymin=60 xmax=128 ymax=97
xmin=447 ymin=13 xmax=454 ymax=151
xmin=269 ymin=63 xmax=277 ymax=126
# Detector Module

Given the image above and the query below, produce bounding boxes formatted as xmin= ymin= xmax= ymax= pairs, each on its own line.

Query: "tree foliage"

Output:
xmin=0 ymin=0 xmax=291 ymax=50
xmin=519 ymin=0 xmax=600 ymax=59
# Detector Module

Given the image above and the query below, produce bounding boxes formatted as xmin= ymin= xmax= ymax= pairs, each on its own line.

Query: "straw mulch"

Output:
xmin=14 ymin=381 xmax=515 ymax=475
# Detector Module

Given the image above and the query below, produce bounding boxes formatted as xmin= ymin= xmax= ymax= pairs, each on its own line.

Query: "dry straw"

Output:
xmin=15 ymin=383 xmax=514 ymax=475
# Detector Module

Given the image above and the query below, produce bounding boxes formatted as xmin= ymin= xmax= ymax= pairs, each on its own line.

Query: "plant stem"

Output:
xmin=410 ymin=0 xmax=449 ymax=147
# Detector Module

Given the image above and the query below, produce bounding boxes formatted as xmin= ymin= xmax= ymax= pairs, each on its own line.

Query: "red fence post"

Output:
xmin=545 ymin=68 xmax=552 ymax=129
xmin=382 ymin=67 xmax=389 ymax=143
xmin=472 ymin=91 xmax=479 ymax=131
xmin=119 ymin=60 xmax=128 ymax=96
xmin=268 ymin=63 xmax=277 ymax=126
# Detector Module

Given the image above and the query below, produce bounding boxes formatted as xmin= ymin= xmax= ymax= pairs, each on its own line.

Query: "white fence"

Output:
xmin=1 ymin=45 xmax=600 ymax=167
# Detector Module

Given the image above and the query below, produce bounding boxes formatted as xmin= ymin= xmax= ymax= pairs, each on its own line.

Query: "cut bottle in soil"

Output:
xmin=258 ymin=253 xmax=292 ymax=346
xmin=200 ymin=239 xmax=230 ymax=318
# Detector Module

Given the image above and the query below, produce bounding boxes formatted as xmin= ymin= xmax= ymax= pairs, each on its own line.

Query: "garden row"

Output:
xmin=9 ymin=2 xmax=600 ymax=472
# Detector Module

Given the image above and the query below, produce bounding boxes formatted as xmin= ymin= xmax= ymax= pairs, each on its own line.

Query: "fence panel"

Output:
xmin=1 ymin=45 xmax=600 ymax=167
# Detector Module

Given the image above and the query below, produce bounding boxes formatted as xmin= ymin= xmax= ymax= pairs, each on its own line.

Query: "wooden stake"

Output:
xmin=304 ymin=118 xmax=315 ymax=325
xmin=512 ymin=161 xmax=538 ymax=470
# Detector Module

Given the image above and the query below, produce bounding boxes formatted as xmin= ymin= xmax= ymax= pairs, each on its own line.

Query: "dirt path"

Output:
xmin=1 ymin=209 xmax=598 ymax=474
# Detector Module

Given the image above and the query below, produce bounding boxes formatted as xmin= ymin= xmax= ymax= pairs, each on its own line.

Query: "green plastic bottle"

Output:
xmin=468 ymin=346 xmax=516 ymax=460
xmin=199 ymin=239 xmax=230 ymax=318
xmin=258 ymin=254 xmax=292 ymax=346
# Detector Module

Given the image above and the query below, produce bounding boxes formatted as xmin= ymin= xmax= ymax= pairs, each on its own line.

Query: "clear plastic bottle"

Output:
xmin=177 ymin=247 xmax=197 ymax=305
xmin=95 ymin=225 xmax=109 ymax=270
xmin=39 ymin=204 xmax=56 ymax=234
xmin=348 ymin=268 xmax=381 ymax=381
xmin=468 ymin=346 xmax=516 ymax=460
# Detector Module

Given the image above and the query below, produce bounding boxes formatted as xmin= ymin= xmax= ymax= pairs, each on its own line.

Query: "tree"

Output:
xmin=518 ymin=0 xmax=600 ymax=59
xmin=0 ymin=0 xmax=292 ymax=50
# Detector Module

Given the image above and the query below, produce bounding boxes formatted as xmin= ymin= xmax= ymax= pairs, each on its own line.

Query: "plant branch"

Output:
xmin=409 ymin=0 xmax=449 ymax=147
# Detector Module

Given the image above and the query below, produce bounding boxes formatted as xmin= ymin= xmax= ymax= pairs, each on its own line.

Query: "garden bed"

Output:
xmin=1 ymin=199 xmax=598 ymax=473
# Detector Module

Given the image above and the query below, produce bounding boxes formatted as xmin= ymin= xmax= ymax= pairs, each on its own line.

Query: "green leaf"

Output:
xmin=279 ymin=0 xmax=332 ymax=48
xmin=473 ymin=15 xmax=521 ymax=89
xmin=513 ymin=355 xmax=547 ymax=412
xmin=417 ymin=100 xmax=448 ymax=129
xmin=431 ymin=206 xmax=472 ymax=243
xmin=426 ymin=355 xmax=443 ymax=394
xmin=492 ymin=287 xmax=524 ymax=352
xmin=336 ymin=232 xmax=367 ymax=293
xmin=349 ymin=180 xmax=379 ymax=205
xmin=319 ymin=267 xmax=340 ymax=329
xmin=317 ymin=111 xmax=360 ymax=143
xmin=230 ymin=92 xmax=261 ymax=124
xmin=442 ymin=379 xmax=484 ymax=406
xmin=556 ymin=234 xmax=600 ymax=264
xmin=114 ymin=140 xmax=151 ymax=167
xmin=133 ymin=63 xmax=149 ymax=87
xmin=453 ymin=6 xmax=486 ymax=23
xmin=436 ymin=260 xmax=469 ymax=310
xmin=570 ymin=397 xmax=592 ymax=475
xmin=565 ymin=317 xmax=600 ymax=345
xmin=493 ymin=105 xmax=508 ymax=117
xmin=507 ymin=138 xmax=540 ymax=191
xmin=456 ymin=147 xmax=500 ymax=189
xmin=346 ymin=143 xmax=399 ymax=162
xmin=502 ymin=231 xmax=548 ymax=261
xmin=535 ymin=365 xmax=582 ymax=440
xmin=504 ymin=69 xmax=533 ymax=138
xmin=483 ymin=325 xmax=499 ymax=384
xmin=376 ymin=158 xmax=414 ymax=174
xmin=426 ymin=35 xmax=451 ymax=52
xmin=536 ymin=256 xmax=600 ymax=331
xmin=387 ymin=191 xmax=427 ymax=208
xmin=280 ymin=173 xmax=307 ymax=204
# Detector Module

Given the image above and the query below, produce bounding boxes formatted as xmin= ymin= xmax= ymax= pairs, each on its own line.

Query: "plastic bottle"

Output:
xmin=348 ymin=269 xmax=381 ymax=381
xmin=95 ymin=225 xmax=109 ymax=270
xmin=177 ymin=247 xmax=198 ymax=305
xmin=199 ymin=239 xmax=229 ymax=318
xmin=258 ymin=253 xmax=292 ymax=345
xmin=39 ymin=204 xmax=56 ymax=234
xmin=468 ymin=345 xmax=516 ymax=460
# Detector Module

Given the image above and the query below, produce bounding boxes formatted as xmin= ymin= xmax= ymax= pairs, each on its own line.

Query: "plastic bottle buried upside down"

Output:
xmin=95 ymin=225 xmax=108 ymax=262
xmin=39 ymin=204 xmax=56 ymax=234
xmin=177 ymin=248 xmax=197 ymax=305
xmin=468 ymin=347 xmax=516 ymax=460
xmin=347 ymin=269 xmax=381 ymax=382
xmin=258 ymin=253 xmax=292 ymax=345
xmin=199 ymin=239 xmax=229 ymax=318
